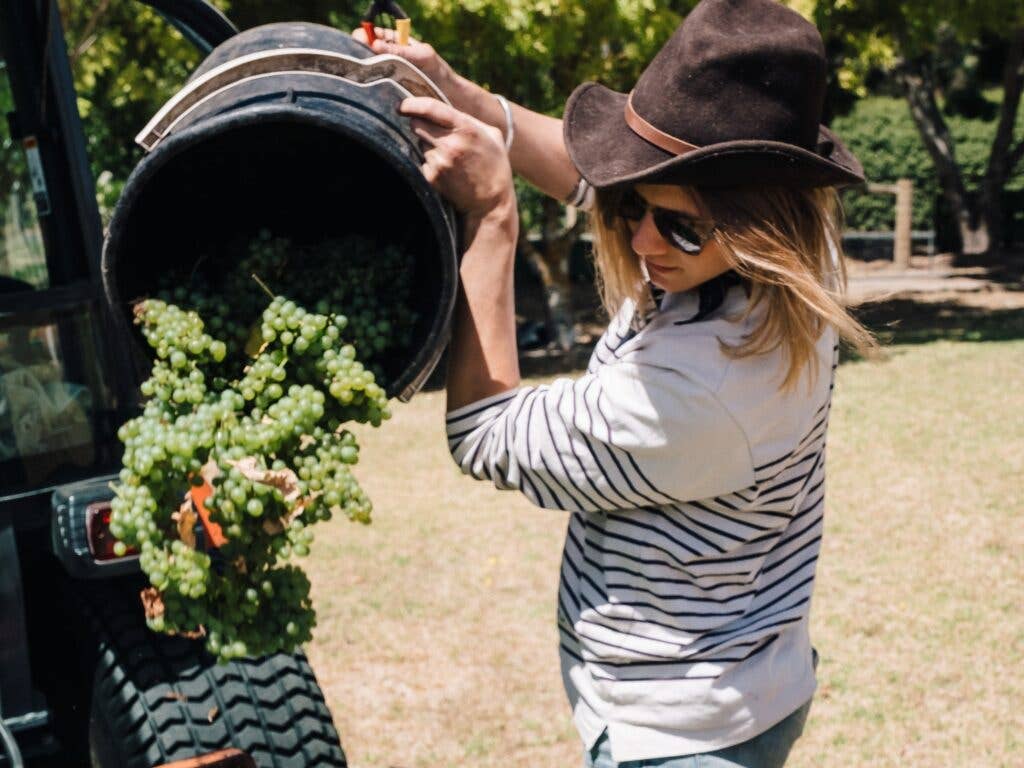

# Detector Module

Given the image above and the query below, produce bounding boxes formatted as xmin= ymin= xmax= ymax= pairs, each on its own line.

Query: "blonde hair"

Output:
xmin=591 ymin=184 xmax=877 ymax=390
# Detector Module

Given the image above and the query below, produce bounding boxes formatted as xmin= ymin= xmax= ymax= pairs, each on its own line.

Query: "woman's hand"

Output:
xmin=352 ymin=26 xmax=456 ymax=95
xmin=399 ymin=100 xmax=520 ymax=411
xmin=352 ymin=27 xmax=579 ymax=203
xmin=401 ymin=97 xmax=516 ymax=220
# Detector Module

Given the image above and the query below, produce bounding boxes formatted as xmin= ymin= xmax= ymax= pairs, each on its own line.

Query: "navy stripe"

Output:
xmin=570 ymin=638 xmax=764 ymax=670
xmin=585 ymin=534 xmax=757 ymax=587
xmin=592 ymin=389 xmax=682 ymax=505
xmin=758 ymin=457 xmax=824 ymax=508
xmin=688 ymin=499 xmax=778 ymax=532
xmin=580 ymin=637 xmax=779 ymax=682
xmin=670 ymin=506 xmax=746 ymax=546
xmin=558 ymin=386 xmax=627 ymax=509
xmin=447 ymin=424 xmax=481 ymax=443
xmin=522 ymin=391 xmax=565 ymax=508
xmin=574 ymin=573 xmax=744 ymax=637
xmin=753 ymin=405 xmax=830 ymax=475
xmin=580 ymin=380 xmax=663 ymax=508
xmin=704 ymin=575 xmax=815 ymax=639
xmin=694 ymin=614 xmax=803 ymax=658
xmin=446 ymin=392 xmax=517 ymax=425
xmin=538 ymin=394 xmax=604 ymax=510
xmin=599 ymin=515 xmax=703 ymax=562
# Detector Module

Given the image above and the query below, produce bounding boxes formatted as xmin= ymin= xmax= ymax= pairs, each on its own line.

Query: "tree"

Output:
xmin=56 ymin=0 xmax=684 ymax=348
xmin=58 ymin=0 xmax=215 ymax=218
xmin=813 ymin=1 xmax=1024 ymax=259
xmin=330 ymin=1 xmax=685 ymax=350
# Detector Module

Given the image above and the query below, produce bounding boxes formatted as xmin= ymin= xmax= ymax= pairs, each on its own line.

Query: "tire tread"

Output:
xmin=85 ymin=585 xmax=346 ymax=768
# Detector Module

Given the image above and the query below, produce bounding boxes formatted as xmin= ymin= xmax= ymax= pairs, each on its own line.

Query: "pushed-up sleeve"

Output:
xmin=445 ymin=359 xmax=754 ymax=513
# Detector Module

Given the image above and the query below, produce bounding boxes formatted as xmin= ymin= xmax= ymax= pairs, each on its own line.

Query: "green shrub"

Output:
xmin=831 ymin=95 xmax=1024 ymax=242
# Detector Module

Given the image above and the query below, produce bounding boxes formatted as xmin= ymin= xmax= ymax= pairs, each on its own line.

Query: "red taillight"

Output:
xmin=86 ymin=502 xmax=137 ymax=561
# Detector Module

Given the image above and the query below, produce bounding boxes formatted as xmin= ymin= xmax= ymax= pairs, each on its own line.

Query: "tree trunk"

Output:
xmin=981 ymin=26 xmax=1024 ymax=256
xmin=518 ymin=198 xmax=585 ymax=352
xmin=901 ymin=31 xmax=1024 ymax=262
xmin=899 ymin=58 xmax=991 ymax=259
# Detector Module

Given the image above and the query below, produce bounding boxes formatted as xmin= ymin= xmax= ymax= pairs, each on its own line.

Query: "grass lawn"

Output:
xmin=304 ymin=338 xmax=1024 ymax=768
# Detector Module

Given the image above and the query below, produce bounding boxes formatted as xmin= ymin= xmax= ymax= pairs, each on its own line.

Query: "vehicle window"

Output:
xmin=58 ymin=1 xmax=204 ymax=221
xmin=0 ymin=306 xmax=117 ymax=492
xmin=0 ymin=58 xmax=48 ymax=290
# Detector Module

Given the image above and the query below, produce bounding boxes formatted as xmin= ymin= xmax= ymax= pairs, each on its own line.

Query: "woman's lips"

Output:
xmin=645 ymin=261 xmax=680 ymax=275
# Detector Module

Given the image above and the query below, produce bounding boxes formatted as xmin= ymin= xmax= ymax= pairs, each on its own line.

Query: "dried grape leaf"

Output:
xmin=131 ymin=301 xmax=147 ymax=324
xmin=199 ymin=459 xmax=221 ymax=485
xmin=244 ymin=321 xmax=266 ymax=358
xmin=228 ymin=457 xmax=302 ymax=503
xmin=172 ymin=496 xmax=197 ymax=549
xmin=142 ymin=588 xmax=204 ymax=638
xmin=140 ymin=587 xmax=165 ymax=619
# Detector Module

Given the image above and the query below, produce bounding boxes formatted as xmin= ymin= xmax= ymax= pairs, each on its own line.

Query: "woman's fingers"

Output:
xmin=400 ymin=97 xmax=459 ymax=129
xmin=351 ymin=25 xmax=407 ymax=44
xmin=411 ymin=117 xmax=454 ymax=145
xmin=374 ymin=25 xmax=421 ymax=45
xmin=351 ymin=26 xmax=443 ymax=73
xmin=420 ymin=152 xmax=443 ymax=185
xmin=400 ymin=98 xmax=514 ymax=215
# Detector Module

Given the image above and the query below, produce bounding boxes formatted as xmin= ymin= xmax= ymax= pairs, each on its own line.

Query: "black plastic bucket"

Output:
xmin=101 ymin=22 xmax=459 ymax=402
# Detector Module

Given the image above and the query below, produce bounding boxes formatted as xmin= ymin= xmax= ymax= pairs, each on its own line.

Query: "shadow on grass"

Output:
xmin=851 ymin=297 xmax=1024 ymax=350
xmin=512 ymin=296 xmax=1024 ymax=379
xmin=426 ymin=272 xmax=1024 ymax=387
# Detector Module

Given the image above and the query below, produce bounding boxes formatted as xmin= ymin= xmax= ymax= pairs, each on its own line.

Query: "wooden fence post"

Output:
xmin=894 ymin=178 xmax=913 ymax=270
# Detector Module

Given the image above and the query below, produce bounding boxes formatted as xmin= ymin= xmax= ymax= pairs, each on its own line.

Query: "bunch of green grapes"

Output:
xmin=110 ymin=293 xmax=388 ymax=663
xmin=155 ymin=231 xmax=418 ymax=383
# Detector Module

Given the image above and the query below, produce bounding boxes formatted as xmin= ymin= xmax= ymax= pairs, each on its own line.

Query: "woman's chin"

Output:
xmin=648 ymin=270 xmax=689 ymax=292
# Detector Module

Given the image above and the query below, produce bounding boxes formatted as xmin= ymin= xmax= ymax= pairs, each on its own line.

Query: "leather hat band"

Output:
xmin=624 ymin=91 xmax=701 ymax=157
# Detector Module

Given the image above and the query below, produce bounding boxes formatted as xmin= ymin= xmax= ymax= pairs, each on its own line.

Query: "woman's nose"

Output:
xmin=630 ymin=211 xmax=668 ymax=257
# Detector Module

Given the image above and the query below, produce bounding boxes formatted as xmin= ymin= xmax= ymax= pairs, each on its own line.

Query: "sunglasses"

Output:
xmin=614 ymin=188 xmax=717 ymax=255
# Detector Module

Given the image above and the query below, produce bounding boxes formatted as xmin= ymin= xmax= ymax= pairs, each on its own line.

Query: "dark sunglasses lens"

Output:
xmin=618 ymin=190 xmax=647 ymax=222
xmin=654 ymin=211 xmax=705 ymax=254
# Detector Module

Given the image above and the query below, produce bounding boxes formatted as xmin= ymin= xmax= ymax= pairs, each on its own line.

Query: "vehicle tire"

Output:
xmin=84 ymin=584 xmax=347 ymax=768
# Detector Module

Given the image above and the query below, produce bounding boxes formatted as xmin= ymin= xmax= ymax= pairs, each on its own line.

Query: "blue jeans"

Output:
xmin=583 ymin=698 xmax=813 ymax=768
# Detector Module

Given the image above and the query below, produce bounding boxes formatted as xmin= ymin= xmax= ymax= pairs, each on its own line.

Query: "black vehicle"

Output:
xmin=0 ymin=2 xmax=353 ymax=765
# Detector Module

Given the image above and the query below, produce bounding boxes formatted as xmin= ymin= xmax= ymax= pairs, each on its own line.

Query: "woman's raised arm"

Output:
xmin=398 ymin=97 xmax=522 ymax=411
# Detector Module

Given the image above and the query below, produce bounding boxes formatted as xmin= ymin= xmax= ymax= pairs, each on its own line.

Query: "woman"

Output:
xmin=358 ymin=0 xmax=875 ymax=765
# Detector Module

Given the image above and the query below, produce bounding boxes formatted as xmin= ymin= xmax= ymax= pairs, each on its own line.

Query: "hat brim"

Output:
xmin=563 ymin=82 xmax=865 ymax=190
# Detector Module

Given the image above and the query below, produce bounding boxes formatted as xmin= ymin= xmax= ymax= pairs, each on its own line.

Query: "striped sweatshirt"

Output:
xmin=445 ymin=283 xmax=837 ymax=762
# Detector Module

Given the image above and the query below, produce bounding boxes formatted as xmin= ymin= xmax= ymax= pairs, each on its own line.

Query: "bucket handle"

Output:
xmin=136 ymin=48 xmax=450 ymax=151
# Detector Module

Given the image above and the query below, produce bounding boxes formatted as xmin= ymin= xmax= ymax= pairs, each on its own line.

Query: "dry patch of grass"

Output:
xmin=792 ymin=340 xmax=1024 ymax=768
xmin=305 ymin=339 xmax=1024 ymax=767
xmin=303 ymin=389 xmax=579 ymax=767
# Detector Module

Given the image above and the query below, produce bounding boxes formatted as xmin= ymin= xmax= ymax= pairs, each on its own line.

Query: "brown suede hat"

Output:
xmin=563 ymin=0 xmax=864 ymax=189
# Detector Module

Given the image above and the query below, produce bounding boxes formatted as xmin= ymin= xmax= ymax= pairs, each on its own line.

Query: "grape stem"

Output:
xmin=188 ymin=253 xmax=209 ymax=284
xmin=251 ymin=272 xmax=275 ymax=299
